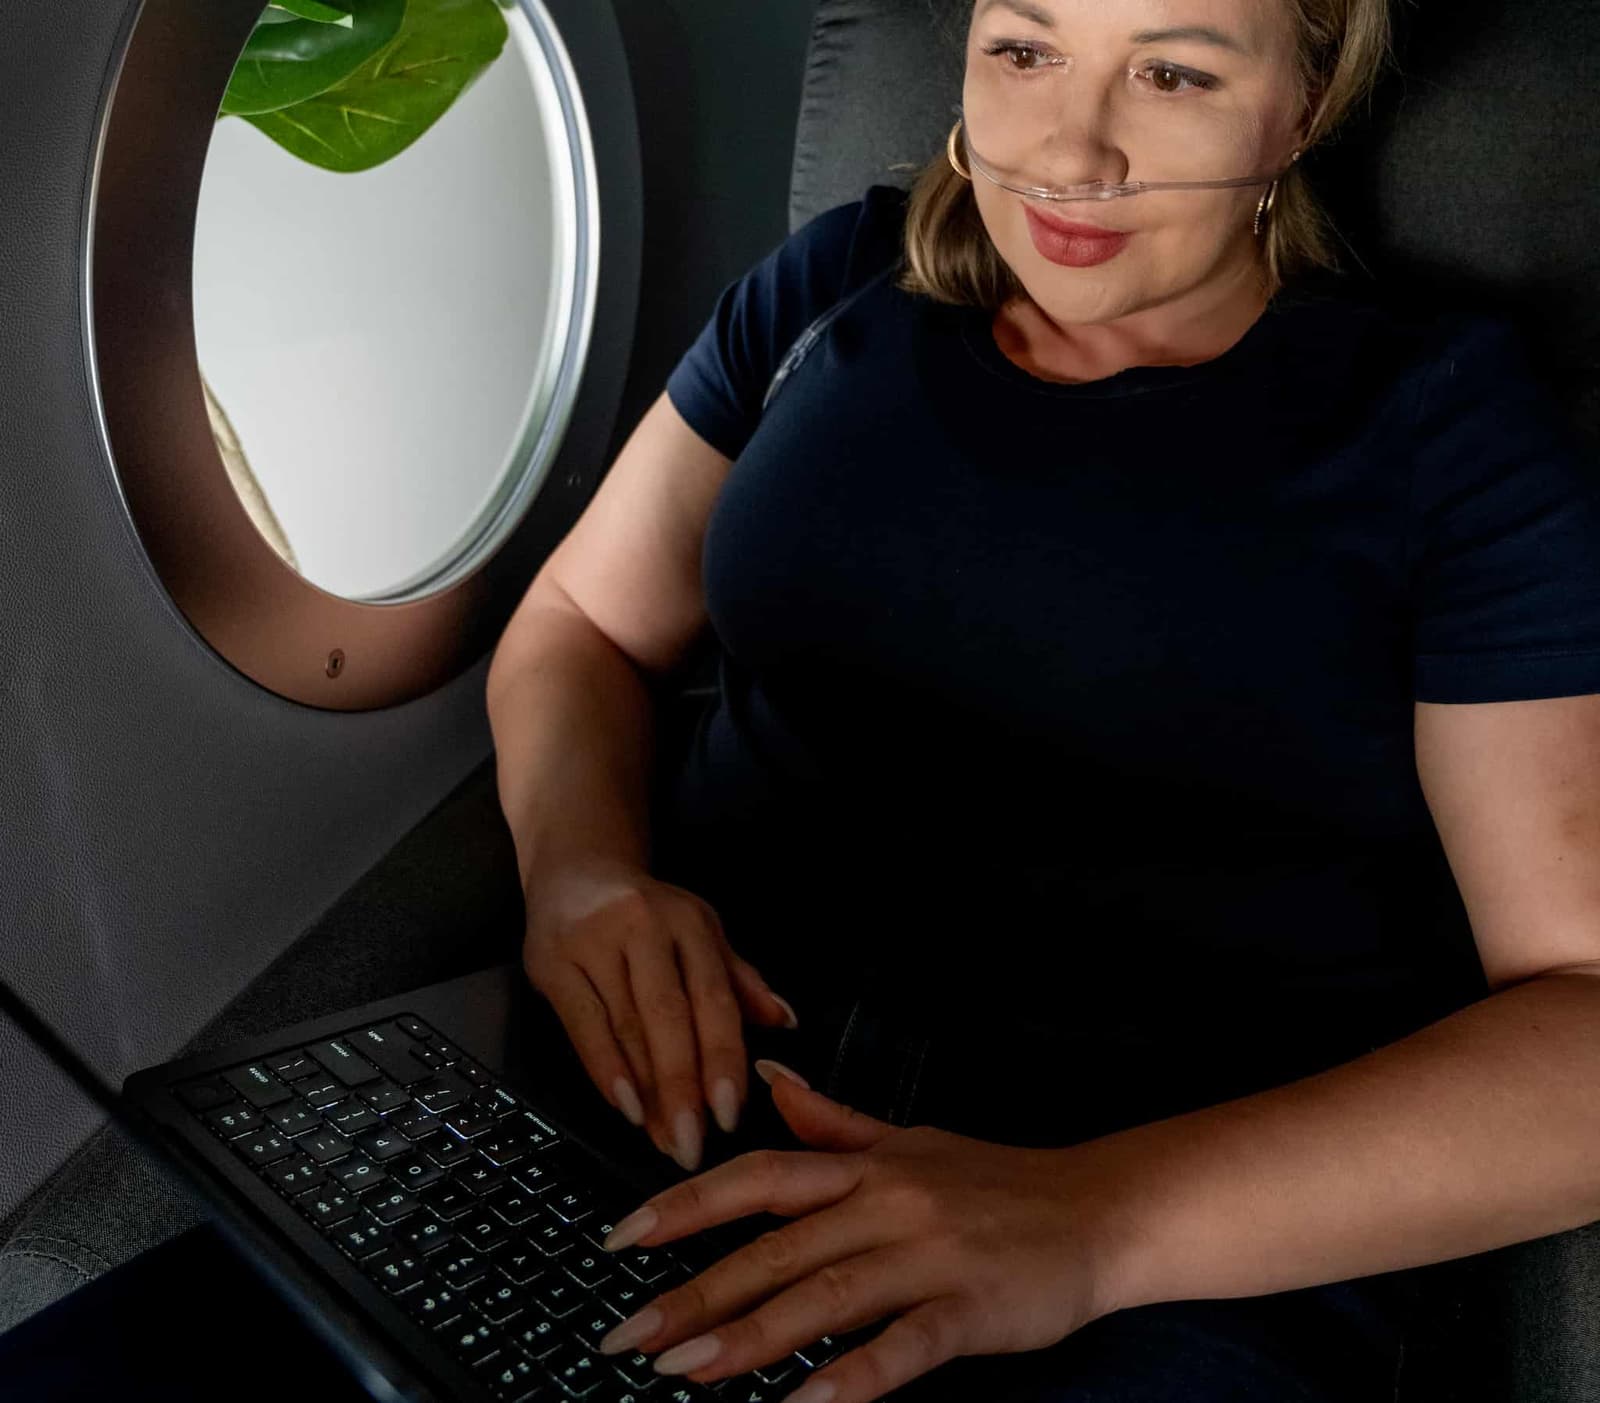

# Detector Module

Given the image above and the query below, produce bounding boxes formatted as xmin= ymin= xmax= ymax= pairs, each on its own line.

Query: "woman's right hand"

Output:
xmin=522 ymin=858 xmax=799 ymax=1173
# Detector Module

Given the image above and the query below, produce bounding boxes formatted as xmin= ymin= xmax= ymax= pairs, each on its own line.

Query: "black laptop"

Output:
xmin=6 ymin=960 xmax=863 ymax=1403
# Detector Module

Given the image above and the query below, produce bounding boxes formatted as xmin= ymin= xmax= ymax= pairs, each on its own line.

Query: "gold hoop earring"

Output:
xmin=947 ymin=119 xmax=972 ymax=182
xmin=1255 ymin=148 xmax=1301 ymax=237
xmin=1254 ymin=181 xmax=1277 ymax=237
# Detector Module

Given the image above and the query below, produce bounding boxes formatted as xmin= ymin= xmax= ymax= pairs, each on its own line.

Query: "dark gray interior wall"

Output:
xmin=608 ymin=0 xmax=823 ymax=430
xmin=0 ymin=0 xmax=818 ymax=1224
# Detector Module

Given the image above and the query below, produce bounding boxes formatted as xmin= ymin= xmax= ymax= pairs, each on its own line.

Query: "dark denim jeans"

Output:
xmin=0 ymin=969 xmax=1412 ymax=1402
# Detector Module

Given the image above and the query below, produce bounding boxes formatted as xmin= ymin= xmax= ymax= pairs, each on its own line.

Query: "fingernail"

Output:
xmin=601 ymin=1205 xmax=658 ymax=1251
xmin=653 ymin=1331 xmax=723 ymax=1374
xmin=613 ymin=1075 xmax=646 ymax=1127
xmin=596 ymin=1304 xmax=662 ymax=1354
xmin=754 ymin=1057 xmax=810 ymax=1089
xmin=783 ymin=1377 xmax=836 ymax=1403
xmin=671 ymin=1107 xmax=702 ymax=1172
xmin=772 ymin=992 xmax=800 ymax=1029
xmin=709 ymin=1077 xmax=739 ymax=1134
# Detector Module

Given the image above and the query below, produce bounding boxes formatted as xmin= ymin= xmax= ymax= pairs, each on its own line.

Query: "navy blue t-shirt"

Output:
xmin=656 ymin=183 xmax=1600 ymax=1083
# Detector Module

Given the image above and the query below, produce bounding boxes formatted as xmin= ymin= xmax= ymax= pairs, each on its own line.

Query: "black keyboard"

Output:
xmin=173 ymin=1013 xmax=843 ymax=1402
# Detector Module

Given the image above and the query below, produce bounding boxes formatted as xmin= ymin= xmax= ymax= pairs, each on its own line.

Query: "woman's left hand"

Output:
xmin=590 ymin=1061 xmax=1135 ymax=1403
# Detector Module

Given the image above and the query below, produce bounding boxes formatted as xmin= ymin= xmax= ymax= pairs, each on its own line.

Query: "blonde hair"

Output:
xmin=896 ymin=0 xmax=1397 ymax=307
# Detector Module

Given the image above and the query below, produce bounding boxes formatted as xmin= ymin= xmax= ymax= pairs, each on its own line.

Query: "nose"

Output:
xmin=1030 ymin=80 xmax=1130 ymax=190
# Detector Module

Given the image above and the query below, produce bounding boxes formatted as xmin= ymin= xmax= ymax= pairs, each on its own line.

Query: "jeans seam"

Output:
xmin=902 ymin=1035 xmax=931 ymax=1124
xmin=828 ymin=996 xmax=864 ymax=1101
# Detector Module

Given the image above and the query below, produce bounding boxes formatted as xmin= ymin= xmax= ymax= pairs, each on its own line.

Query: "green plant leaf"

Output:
xmin=265 ymin=0 xmax=354 ymax=23
xmin=220 ymin=0 xmax=406 ymax=117
xmin=239 ymin=0 xmax=509 ymax=174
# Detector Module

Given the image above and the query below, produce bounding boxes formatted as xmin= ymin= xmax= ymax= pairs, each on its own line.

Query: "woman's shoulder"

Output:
xmin=1278 ymin=267 xmax=1526 ymax=370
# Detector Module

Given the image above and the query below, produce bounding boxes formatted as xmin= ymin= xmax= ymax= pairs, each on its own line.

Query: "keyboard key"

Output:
xmin=541 ymin=1341 xmax=603 ymax=1395
xmin=364 ymin=1246 xmax=428 ymax=1296
xmin=458 ymin=1062 xmax=493 ymax=1089
xmin=569 ymin=1307 xmax=622 ymax=1350
xmin=420 ymin=1181 xmax=475 ymax=1221
xmin=300 ymin=1129 xmax=352 ymax=1165
xmin=594 ymin=1274 xmax=649 ymax=1320
xmin=458 ymin=1163 xmax=507 ymax=1196
xmin=512 ymin=1159 xmax=560 ymax=1195
xmin=465 ymin=1276 xmax=524 ymax=1324
xmin=388 ymin=1154 xmax=444 ymax=1192
xmin=395 ymin=1110 xmax=442 ymax=1141
xmin=307 ymin=1039 xmax=381 ymax=1087
xmin=477 ymin=1131 xmax=532 ymax=1168
xmin=615 ymin=1352 xmax=658 ymax=1389
xmin=413 ymin=1073 xmax=477 ymax=1117
xmin=357 ymin=1127 xmax=411 ymax=1162
xmin=331 ymin=1156 xmax=389 ymax=1195
xmin=426 ymin=1134 xmax=476 ymax=1169
xmin=563 ymin=1251 xmax=614 ymax=1292
xmin=443 ymin=1106 xmax=497 ymax=1140
xmin=268 ymin=1051 xmax=316 ymax=1081
xmin=301 ymin=1079 xmax=348 ymax=1109
xmin=223 ymin=1064 xmax=294 ymax=1109
xmin=332 ymin=1215 xmax=395 ymax=1260
xmin=350 ymin=1023 xmax=433 ymax=1087
xmin=509 ymin=1107 xmax=562 ymax=1150
xmin=360 ymin=1082 xmax=412 ymax=1115
xmin=447 ymin=1317 xmax=505 ymax=1364
xmin=268 ymin=1102 xmax=322 ymax=1137
xmin=406 ymin=1281 xmax=461 ymax=1327
xmin=399 ymin=1217 xmax=458 ymax=1255
xmin=497 ymin=1244 xmax=544 ymax=1286
xmin=296 ymin=1186 xmax=358 ymax=1227
xmin=414 ymin=1046 xmax=447 ymax=1073
xmin=545 ymin=1186 xmax=595 ymax=1225
xmin=484 ymin=1185 xmax=541 ymax=1227
xmin=206 ymin=1104 xmax=264 ymax=1139
xmin=429 ymin=1037 xmax=465 ymax=1065
xmin=615 ymin=1247 xmax=675 ymax=1285
xmin=474 ymin=1350 xmax=546 ymax=1402
xmin=325 ymin=1103 xmax=382 ymax=1137
xmin=397 ymin=1015 xmax=434 ymax=1040
xmin=266 ymin=1154 xmax=328 ymax=1197
xmin=368 ymin=1190 xmax=422 ymax=1224
xmin=176 ymin=1077 xmax=237 ymax=1113
xmin=528 ymin=1216 xmax=579 ymax=1257
xmin=457 ymin=1212 xmax=510 ymax=1252
xmin=509 ymin=1314 xmax=563 ymax=1358
xmin=436 ymin=1248 xmax=488 ymax=1288
xmin=527 ymin=1272 xmax=582 ymax=1318
xmin=233 ymin=1132 xmax=294 ymax=1167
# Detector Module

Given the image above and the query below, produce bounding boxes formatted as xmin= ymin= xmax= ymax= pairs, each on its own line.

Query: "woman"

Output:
xmin=487 ymin=0 xmax=1600 ymax=1399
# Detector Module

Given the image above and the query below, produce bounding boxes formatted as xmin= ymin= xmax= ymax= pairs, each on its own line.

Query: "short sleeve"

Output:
xmin=664 ymin=185 xmax=904 ymax=461
xmin=1409 ymin=313 xmax=1600 ymax=702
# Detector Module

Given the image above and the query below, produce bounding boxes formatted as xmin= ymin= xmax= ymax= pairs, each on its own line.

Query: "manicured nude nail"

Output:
xmin=754 ymin=1057 xmax=810 ymax=1089
xmin=710 ymin=1076 xmax=740 ymax=1134
xmin=771 ymin=992 xmax=800 ymax=1029
xmin=782 ymin=1377 xmax=836 ymax=1403
xmin=602 ymin=1205 xmax=658 ymax=1251
xmin=653 ymin=1331 xmax=723 ymax=1374
xmin=671 ymin=1107 xmax=702 ymax=1172
xmin=613 ymin=1075 xmax=646 ymax=1127
xmin=596 ymin=1304 xmax=662 ymax=1354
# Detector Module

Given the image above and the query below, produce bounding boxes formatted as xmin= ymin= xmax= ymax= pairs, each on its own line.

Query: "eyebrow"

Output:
xmin=976 ymin=1 xmax=1251 ymax=56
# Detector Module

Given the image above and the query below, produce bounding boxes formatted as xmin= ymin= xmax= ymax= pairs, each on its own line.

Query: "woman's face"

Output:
xmin=963 ymin=0 xmax=1310 ymax=324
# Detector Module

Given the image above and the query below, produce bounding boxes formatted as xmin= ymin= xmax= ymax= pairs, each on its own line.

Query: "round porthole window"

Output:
xmin=85 ymin=0 xmax=639 ymax=708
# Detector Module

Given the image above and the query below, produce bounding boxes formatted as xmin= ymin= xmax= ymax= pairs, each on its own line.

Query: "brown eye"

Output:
xmin=1151 ymin=63 xmax=1183 ymax=93
xmin=983 ymin=41 xmax=1048 ymax=73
